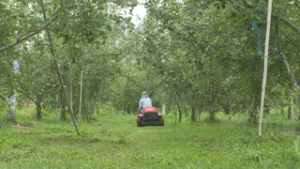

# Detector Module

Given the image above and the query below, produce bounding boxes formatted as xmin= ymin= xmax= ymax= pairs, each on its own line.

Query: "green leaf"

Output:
xmin=106 ymin=25 xmax=112 ymax=32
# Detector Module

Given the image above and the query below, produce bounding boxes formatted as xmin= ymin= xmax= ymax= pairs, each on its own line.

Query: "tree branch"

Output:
xmin=29 ymin=52 xmax=66 ymax=77
xmin=201 ymin=93 xmax=212 ymax=103
xmin=0 ymin=92 xmax=7 ymax=102
xmin=154 ymin=46 xmax=182 ymax=77
xmin=0 ymin=15 xmax=58 ymax=52
xmin=279 ymin=50 xmax=300 ymax=90
xmin=30 ymin=63 xmax=52 ymax=78
xmin=16 ymin=89 xmax=37 ymax=104
xmin=220 ymin=88 xmax=230 ymax=96
xmin=244 ymin=2 xmax=300 ymax=34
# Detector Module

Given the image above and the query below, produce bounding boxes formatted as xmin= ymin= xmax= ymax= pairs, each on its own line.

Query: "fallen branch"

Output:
xmin=263 ymin=125 xmax=278 ymax=141
xmin=0 ymin=15 xmax=58 ymax=52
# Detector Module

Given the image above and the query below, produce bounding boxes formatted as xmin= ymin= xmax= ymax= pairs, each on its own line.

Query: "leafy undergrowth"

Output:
xmin=0 ymin=110 xmax=300 ymax=169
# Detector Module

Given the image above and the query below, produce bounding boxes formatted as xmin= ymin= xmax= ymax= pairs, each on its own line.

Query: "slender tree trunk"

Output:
xmin=56 ymin=94 xmax=58 ymax=119
xmin=209 ymin=101 xmax=216 ymax=121
xmin=175 ymin=106 xmax=177 ymax=124
xmin=281 ymin=105 xmax=284 ymax=115
xmin=36 ymin=103 xmax=42 ymax=119
xmin=198 ymin=108 xmax=202 ymax=121
xmin=36 ymin=93 xmax=43 ymax=119
xmin=177 ymin=94 xmax=182 ymax=123
xmin=82 ymin=99 xmax=89 ymax=123
xmin=99 ymin=103 xmax=101 ymax=123
xmin=88 ymin=104 xmax=93 ymax=123
xmin=70 ymin=61 xmax=73 ymax=123
xmin=295 ymin=89 xmax=298 ymax=121
xmin=60 ymin=90 xmax=66 ymax=121
xmin=127 ymin=106 xmax=130 ymax=115
xmin=209 ymin=81 xmax=216 ymax=121
xmin=288 ymin=106 xmax=291 ymax=120
xmin=79 ymin=70 xmax=83 ymax=123
xmin=191 ymin=99 xmax=196 ymax=122
xmin=238 ymin=105 xmax=242 ymax=122
xmin=178 ymin=105 xmax=182 ymax=123
xmin=110 ymin=103 xmax=113 ymax=116
xmin=248 ymin=97 xmax=258 ymax=123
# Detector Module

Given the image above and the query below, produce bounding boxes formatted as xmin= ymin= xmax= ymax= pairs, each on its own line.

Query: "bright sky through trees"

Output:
xmin=121 ymin=0 xmax=147 ymax=26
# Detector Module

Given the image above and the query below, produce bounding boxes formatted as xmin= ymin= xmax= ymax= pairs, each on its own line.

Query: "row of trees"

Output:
xmin=1 ymin=0 xmax=300 ymax=127
xmin=131 ymin=0 xmax=300 ymax=123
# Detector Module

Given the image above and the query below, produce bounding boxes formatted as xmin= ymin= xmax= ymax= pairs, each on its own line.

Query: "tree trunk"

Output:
xmin=110 ymin=104 xmax=113 ymax=116
xmin=177 ymin=94 xmax=182 ymax=123
xmin=288 ymin=106 xmax=291 ymax=120
xmin=127 ymin=106 xmax=130 ymax=115
xmin=198 ymin=108 xmax=202 ymax=121
xmin=178 ymin=105 xmax=182 ymax=123
xmin=60 ymin=90 xmax=66 ymax=121
xmin=175 ymin=106 xmax=177 ymax=124
xmin=82 ymin=99 xmax=89 ymax=123
xmin=238 ymin=105 xmax=241 ymax=122
xmin=99 ymin=103 xmax=102 ymax=123
xmin=209 ymin=101 xmax=216 ymax=121
xmin=209 ymin=81 xmax=216 ymax=121
xmin=79 ymin=70 xmax=83 ymax=123
xmin=191 ymin=99 xmax=196 ymax=122
xmin=70 ymin=61 xmax=73 ymax=124
xmin=36 ymin=93 xmax=43 ymax=119
xmin=56 ymin=94 xmax=58 ymax=119
xmin=295 ymin=88 xmax=298 ymax=121
xmin=281 ymin=105 xmax=284 ymax=115
xmin=36 ymin=103 xmax=42 ymax=119
xmin=224 ymin=106 xmax=230 ymax=115
xmin=224 ymin=94 xmax=231 ymax=115
xmin=248 ymin=97 xmax=258 ymax=123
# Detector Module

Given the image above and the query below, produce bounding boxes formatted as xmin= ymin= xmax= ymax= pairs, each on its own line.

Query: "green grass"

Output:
xmin=0 ymin=109 xmax=300 ymax=169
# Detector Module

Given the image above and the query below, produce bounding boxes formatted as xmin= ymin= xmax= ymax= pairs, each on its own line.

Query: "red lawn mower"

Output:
xmin=137 ymin=107 xmax=164 ymax=127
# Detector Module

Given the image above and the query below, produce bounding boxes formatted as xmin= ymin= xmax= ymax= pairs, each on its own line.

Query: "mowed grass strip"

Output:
xmin=0 ymin=110 xmax=298 ymax=169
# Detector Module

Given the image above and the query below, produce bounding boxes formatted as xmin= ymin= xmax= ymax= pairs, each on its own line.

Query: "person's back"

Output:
xmin=139 ymin=91 xmax=152 ymax=113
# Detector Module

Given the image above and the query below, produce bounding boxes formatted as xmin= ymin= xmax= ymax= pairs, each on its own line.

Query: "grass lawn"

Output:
xmin=0 ymin=108 xmax=300 ymax=169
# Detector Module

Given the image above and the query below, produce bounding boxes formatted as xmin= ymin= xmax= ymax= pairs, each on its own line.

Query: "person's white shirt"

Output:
xmin=139 ymin=97 xmax=152 ymax=113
